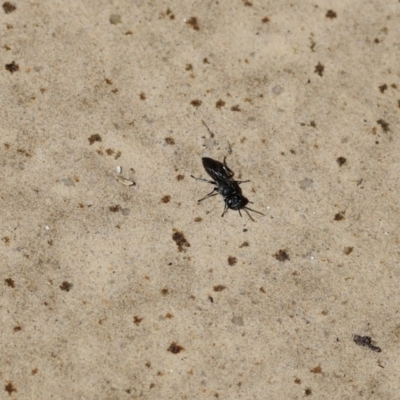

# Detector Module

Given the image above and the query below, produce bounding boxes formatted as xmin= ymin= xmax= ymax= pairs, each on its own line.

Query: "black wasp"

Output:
xmin=191 ymin=157 xmax=264 ymax=221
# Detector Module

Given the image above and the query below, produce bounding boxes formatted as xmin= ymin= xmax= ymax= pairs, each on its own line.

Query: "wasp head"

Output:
xmin=226 ymin=194 xmax=247 ymax=210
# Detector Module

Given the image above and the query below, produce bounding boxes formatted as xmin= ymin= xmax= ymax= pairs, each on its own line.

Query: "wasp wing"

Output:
xmin=202 ymin=157 xmax=232 ymax=183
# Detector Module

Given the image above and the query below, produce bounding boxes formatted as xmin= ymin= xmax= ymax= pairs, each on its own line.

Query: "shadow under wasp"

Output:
xmin=191 ymin=157 xmax=264 ymax=221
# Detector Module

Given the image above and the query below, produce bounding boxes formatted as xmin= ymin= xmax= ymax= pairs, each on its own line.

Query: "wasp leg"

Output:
xmin=190 ymin=175 xmax=216 ymax=185
xmin=198 ymin=187 xmax=219 ymax=203
xmin=221 ymin=201 xmax=229 ymax=217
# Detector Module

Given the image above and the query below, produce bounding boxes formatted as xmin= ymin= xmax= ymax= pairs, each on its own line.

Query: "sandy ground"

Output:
xmin=1 ymin=1 xmax=400 ymax=399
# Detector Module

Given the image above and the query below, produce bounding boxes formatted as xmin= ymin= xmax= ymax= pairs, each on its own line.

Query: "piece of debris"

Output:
xmin=116 ymin=175 xmax=135 ymax=186
xmin=353 ymin=335 xmax=381 ymax=352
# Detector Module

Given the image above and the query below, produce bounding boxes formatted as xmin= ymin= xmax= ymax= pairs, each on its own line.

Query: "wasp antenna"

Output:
xmin=243 ymin=208 xmax=255 ymax=222
xmin=245 ymin=207 xmax=265 ymax=216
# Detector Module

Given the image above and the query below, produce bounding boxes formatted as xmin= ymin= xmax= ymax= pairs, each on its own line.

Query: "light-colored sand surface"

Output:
xmin=1 ymin=1 xmax=400 ymax=398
